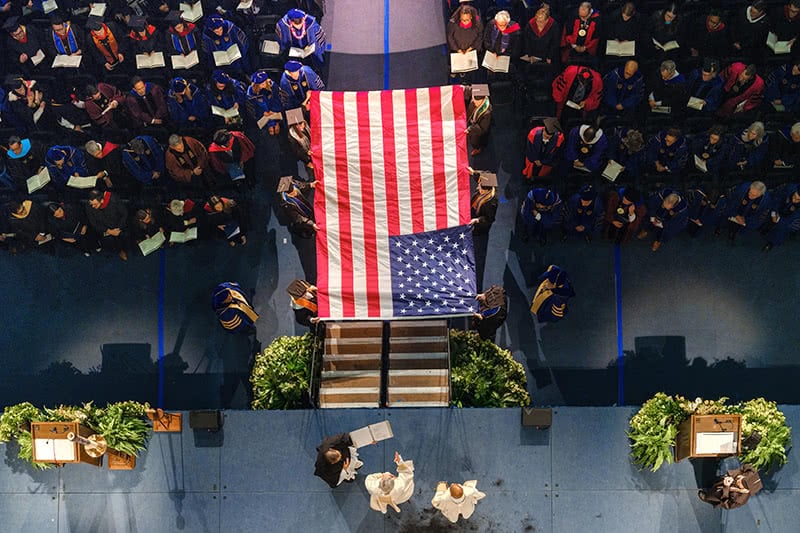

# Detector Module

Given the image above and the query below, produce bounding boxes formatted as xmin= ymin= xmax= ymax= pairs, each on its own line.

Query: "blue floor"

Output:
xmin=1 ymin=407 xmax=798 ymax=532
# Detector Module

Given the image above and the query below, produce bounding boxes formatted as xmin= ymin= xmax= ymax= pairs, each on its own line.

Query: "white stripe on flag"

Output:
xmin=320 ymin=93 xmax=343 ymax=317
xmin=343 ymin=92 xmax=368 ymax=318
xmin=416 ymin=88 xmax=437 ymax=232
xmin=392 ymin=90 xmax=412 ymax=235
xmin=440 ymin=86 xmax=462 ymax=227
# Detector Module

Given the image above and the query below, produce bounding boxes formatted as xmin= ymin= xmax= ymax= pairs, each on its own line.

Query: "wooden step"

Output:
xmin=388 ymin=369 xmax=448 ymax=388
xmin=321 ymin=371 xmax=381 ymax=388
xmin=388 ymin=352 xmax=448 ymax=370
xmin=389 ymin=340 xmax=448 ymax=353
xmin=326 ymin=322 xmax=384 ymax=338
xmin=323 ymin=355 xmax=382 ymax=371
xmin=389 ymin=324 xmax=448 ymax=338
xmin=387 ymin=387 xmax=449 ymax=405
xmin=319 ymin=387 xmax=381 ymax=407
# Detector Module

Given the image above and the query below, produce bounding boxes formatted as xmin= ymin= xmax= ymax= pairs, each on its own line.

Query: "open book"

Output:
xmin=350 ymin=420 xmax=394 ymax=448
xmin=565 ymin=100 xmax=582 ymax=110
xmin=652 ymin=38 xmax=679 ymax=52
xmin=171 ymin=50 xmax=199 ymax=69
xmin=767 ymin=32 xmax=793 ymax=54
xmin=606 ymin=40 xmax=635 ymax=57
xmin=169 ymin=227 xmax=198 ymax=243
xmin=651 ymin=105 xmax=671 ymax=114
xmin=27 ymin=167 xmax=51 ymax=194
xmin=482 ymin=51 xmax=510 ymax=73
xmin=139 ymin=231 xmax=166 ymax=256
xmin=289 ymin=43 xmax=316 ymax=59
xmin=772 ymin=102 xmax=786 ymax=112
xmin=179 ymin=2 xmax=203 ymax=23
xmin=687 ymin=96 xmax=705 ymax=110
xmin=211 ymin=106 xmax=240 ymax=118
xmin=602 ymin=160 xmax=624 ymax=182
xmin=450 ymin=50 xmax=478 ymax=73
xmin=257 ymin=112 xmax=283 ymax=129
xmin=213 ymin=44 xmax=242 ymax=67
xmin=237 ymin=0 xmax=253 ymax=9
xmin=694 ymin=154 xmax=708 ymax=173
xmin=66 ymin=175 xmax=97 ymax=189
xmin=53 ymin=55 xmax=82 ymax=68
xmin=90 ymin=3 xmax=107 ymax=16
xmin=30 ymin=49 xmax=46 ymax=66
xmin=136 ymin=52 xmax=166 ymax=69
xmin=261 ymin=40 xmax=281 ymax=55
xmin=520 ymin=55 xmax=543 ymax=63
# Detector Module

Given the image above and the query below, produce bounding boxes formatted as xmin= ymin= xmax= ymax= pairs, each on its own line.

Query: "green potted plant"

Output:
xmin=250 ymin=333 xmax=320 ymax=410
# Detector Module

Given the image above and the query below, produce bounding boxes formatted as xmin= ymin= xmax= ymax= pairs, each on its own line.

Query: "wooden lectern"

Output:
xmin=30 ymin=422 xmax=103 ymax=467
xmin=675 ymin=414 xmax=742 ymax=462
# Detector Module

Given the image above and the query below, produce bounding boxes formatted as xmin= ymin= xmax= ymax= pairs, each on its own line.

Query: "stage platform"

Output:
xmin=1 ymin=407 xmax=797 ymax=533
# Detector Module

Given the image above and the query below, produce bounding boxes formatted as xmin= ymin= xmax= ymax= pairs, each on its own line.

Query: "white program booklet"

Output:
xmin=169 ymin=227 xmax=198 ymax=243
xmin=53 ymin=55 xmax=82 ymax=68
xmin=179 ymin=2 xmax=203 ymax=22
xmin=651 ymin=105 xmax=671 ymax=114
xmin=687 ymin=96 xmax=705 ymax=110
xmin=136 ymin=52 xmax=166 ymax=69
xmin=695 ymin=432 xmax=737 ymax=454
xmin=694 ymin=155 xmax=708 ymax=173
xmin=171 ymin=50 xmax=199 ymax=69
xmin=42 ymin=0 xmax=58 ymax=14
xmin=30 ymin=49 xmax=45 ymax=66
xmin=33 ymin=438 xmax=76 ymax=462
xmin=27 ymin=167 xmax=51 ymax=194
xmin=606 ymin=40 xmax=635 ymax=57
xmin=602 ymin=160 xmax=624 ymax=182
xmin=213 ymin=44 xmax=242 ymax=67
xmin=450 ymin=50 xmax=479 ymax=73
xmin=482 ymin=51 xmax=510 ymax=73
xmin=90 ymin=3 xmax=107 ymax=16
xmin=652 ymin=38 xmax=679 ymax=52
xmin=211 ymin=105 xmax=240 ymax=118
xmin=767 ymin=32 xmax=793 ymax=54
xmin=350 ymin=420 xmax=394 ymax=448
xmin=66 ymin=175 xmax=97 ymax=189
xmin=565 ymin=100 xmax=582 ymax=110
xmin=289 ymin=43 xmax=316 ymax=59
xmin=139 ymin=231 xmax=166 ymax=256
xmin=261 ymin=40 xmax=280 ymax=55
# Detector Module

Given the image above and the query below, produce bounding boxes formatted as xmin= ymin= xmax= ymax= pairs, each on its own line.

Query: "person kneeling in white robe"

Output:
xmin=431 ymin=480 xmax=486 ymax=523
xmin=365 ymin=452 xmax=414 ymax=513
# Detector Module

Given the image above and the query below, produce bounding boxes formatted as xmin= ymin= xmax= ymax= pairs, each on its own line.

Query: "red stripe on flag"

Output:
xmin=451 ymin=85 xmax=471 ymax=224
xmin=310 ymin=92 xmax=330 ymax=317
xmin=404 ymin=89 xmax=425 ymax=233
xmin=427 ymin=86 xmax=448 ymax=228
xmin=380 ymin=91 xmax=400 ymax=236
xmin=332 ymin=92 xmax=355 ymax=316
xmin=356 ymin=92 xmax=380 ymax=316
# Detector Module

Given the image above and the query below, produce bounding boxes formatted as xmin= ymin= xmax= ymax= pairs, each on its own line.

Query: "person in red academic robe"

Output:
xmin=560 ymin=1 xmax=601 ymax=65
xmin=551 ymin=65 xmax=602 ymax=122
xmin=716 ymin=62 xmax=765 ymax=118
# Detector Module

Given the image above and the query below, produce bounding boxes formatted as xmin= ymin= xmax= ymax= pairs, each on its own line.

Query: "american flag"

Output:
xmin=309 ymin=86 xmax=475 ymax=319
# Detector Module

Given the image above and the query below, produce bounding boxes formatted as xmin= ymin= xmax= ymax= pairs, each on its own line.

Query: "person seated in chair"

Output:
xmin=765 ymin=58 xmax=800 ymax=113
xmin=552 ymin=65 xmax=602 ymax=123
xmin=562 ymin=184 xmax=603 ymax=244
xmin=601 ymin=60 xmax=643 ymax=121
xmin=645 ymin=127 xmax=688 ymax=176
xmin=565 ymin=124 xmax=607 ymax=174
xmin=637 ymin=188 xmax=688 ymax=251
xmin=685 ymin=58 xmax=724 ymax=115
xmin=716 ymin=180 xmax=770 ymax=244
xmin=716 ymin=63 xmax=764 ymax=118
xmin=522 ymin=117 xmax=564 ymax=180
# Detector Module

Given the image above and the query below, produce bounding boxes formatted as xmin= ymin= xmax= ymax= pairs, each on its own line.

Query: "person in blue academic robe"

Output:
xmin=562 ymin=184 xmax=603 ymax=243
xmin=522 ymin=117 xmax=564 ymax=180
xmin=761 ymin=183 xmax=800 ymax=251
xmin=212 ymin=282 xmax=259 ymax=333
xmin=691 ymin=125 xmax=730 ymax=177
xmin=201 ymin=14 xmax=249 ymax=73
xmin=275 ymin=8 xmax=327 ymax=69
xmin=167 ymin=77 xmax=210 ymax=128
xmin=686 ymin=186 xmax=728 ymax=238
xmin=121 ymin=135 xmax=166 ymax=186
xmin=685 ymin=59 xmax=724 ymax=115
xmin=565 ymin=125 xmax=607 ymax=173
xmin=45 ymin=145 xmax=88 ymax=189
xmin=519 ymin=187 xmax=562 ymax=245
xmin=529 ymin=265 xmax=575 ymax=323
xmin=246 ymin=70 xmax=282 ymax=135
xmin=770 ymin=122 xmax=800 ymax=168
xmin=731 ymin=122 xmax=769 ymax=173
xmin=645 ymin=128 xmax=688 ymax=175
xmin=637 ymin=188 xmax=688 ymax=251
xmin=717 ymin=181 xmax=770 ymax=243
xmin=765 ymin=59 xmax=800 ymax=113
xmin=206 ymin=70 xmax=247 ymax=128
xmin=607 ymin=127 xmax=646 ymax=179
xmin=601 ymin=60 xmax=644 ymax=120
xmin=278 ymin=60 xmax=324 ymax=110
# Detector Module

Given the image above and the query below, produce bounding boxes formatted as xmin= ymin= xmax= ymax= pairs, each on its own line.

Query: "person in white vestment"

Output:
xmin=364 ymin=451 xmax=414 ymax=514
xmin=431 ymin=480 xmax=486 ymax=523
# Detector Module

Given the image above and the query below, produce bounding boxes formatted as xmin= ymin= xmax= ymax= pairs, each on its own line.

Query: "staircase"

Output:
xmin=319 ymin=322 xmax=383 ymax=408
xmin=387 ymin=320 xmax=450 ymax=407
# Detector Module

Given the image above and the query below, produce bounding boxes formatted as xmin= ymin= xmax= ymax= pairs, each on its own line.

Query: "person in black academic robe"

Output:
xmin=522 ymin=4 xmax=560 ymax=78
xmin=47 ymin=201 xmax=99 ymax=255
xmin=85 ymin=189 xmax=129 ymax=259
xmin=465 ymin=85 xmax=491 ymax=156
xmin=278 ymin=177 xmax=317 ymax=239
xmin=314 ymin=433 xmax=355 ymax=489
xmin=601 ymin=2 xmax=642 ymax=62
xmin=3 ymin=18 xmax=49 ymax=77
xmin=472 ymin=284 xmax=507 ymax=341
xmin=204 ymin=195 xmax=247 ymax=246
xmin=5 ymin=136 xmax=46 ymax=191
xmin=730 ymin=2 xmax=769 ymax=65
xmin=688 ymin=10 xmax=729 ymax=61
xmin=469 ymin=170 xmax=497 ymax=290
xmin=7 ymin=200 xmax=52 ymax=251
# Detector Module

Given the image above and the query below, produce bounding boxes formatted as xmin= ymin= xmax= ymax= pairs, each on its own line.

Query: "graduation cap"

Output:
xmin=702 ymin=57 xmax=719 ymax=74
xmin=86 ymin=16 xmax=104 ymax=31
xmin=206 ymin=14 xmax=225 ymax=30
xmin=578 ymin=184 xmax=596 ymax=201
xmin=287 ymin=8 xmax=306 ymax=20
xmin=127 ymin=15 xmax=147 ymax=31
xmin=286 ymin=279 xmax=312 ymax=299
xmin=250 ymin=70 xmax=269 ymax=84
xmin=277 ymin=176 xmax=295 ymax=193
xmin=285 ymin=60 xmax=303 ymax=72
xmin=477 ymin=171 xmax=497 ymax=188
xmin=471 ymin=84 xmax=489 ymax=98
xmin=2 ymin=16 xmax=20 ymax=33
xmin=481 ymin=285 xmax=506 ymax=310
xmin=543 ymin=117 xmax=561 ymax=135
xmin=164 ymin=10 xmax=183 ymax=26
xmin=285 ymin=107 xmax=305 ymax=126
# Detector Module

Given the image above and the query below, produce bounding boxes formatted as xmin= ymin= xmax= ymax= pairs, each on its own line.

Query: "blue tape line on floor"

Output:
xmin=158 ymin=248 xmax=166 ymax=407
xmin=614 ymin=244 xmax=624 ymax=405
xmin=383 ymin=0 xmax=390 ymax=89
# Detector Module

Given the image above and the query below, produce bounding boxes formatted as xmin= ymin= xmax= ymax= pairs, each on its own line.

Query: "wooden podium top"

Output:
xmin=675 ymin=414 xmax=742 ymax=462
xmin=30 ymin=422 xmax=102 ymax=467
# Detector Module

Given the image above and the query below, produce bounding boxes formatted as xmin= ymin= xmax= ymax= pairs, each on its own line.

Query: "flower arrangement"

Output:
xmin=629 ymin=394 xmax=792 ymax=472
xmin=0 ymin=401 xmax=151 ymax=469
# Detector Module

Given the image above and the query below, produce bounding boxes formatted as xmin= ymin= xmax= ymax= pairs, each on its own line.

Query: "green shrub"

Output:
xmin=734 ymin=398 xmax=792 ymax=472
xmin=449 ymin=329 xmax=530 ymax=408
xmin=0 ymin=401 xmax=151 ymax=469
xmin=251 ymin=333 xmax=319 ymax=410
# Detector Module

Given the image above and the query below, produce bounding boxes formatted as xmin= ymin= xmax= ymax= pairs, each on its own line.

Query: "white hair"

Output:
xmin=494 ymin=10 xmax=511 ymax=24
xmin=750 ymin=181 xmax=766 ymax=194
xmin=791 ymin=122 xmax=800 ymax=137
